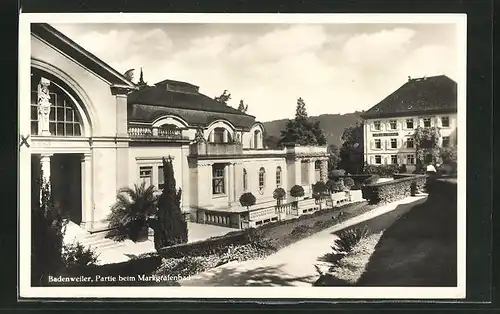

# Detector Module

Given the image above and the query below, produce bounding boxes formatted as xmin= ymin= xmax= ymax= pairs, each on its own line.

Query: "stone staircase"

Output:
xmin=63 ymin=222 xmax=133 ymax=252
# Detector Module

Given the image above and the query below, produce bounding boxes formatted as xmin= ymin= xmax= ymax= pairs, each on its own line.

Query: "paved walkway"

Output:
xmin=179 ymin=195 xmax=428 ymax=286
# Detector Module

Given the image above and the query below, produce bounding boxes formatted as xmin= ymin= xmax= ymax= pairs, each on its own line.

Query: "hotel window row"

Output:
xmin=373 ymin=154 xmax=415 ymax=165
xmin=371 ymin=116 xmax=450 ymax=131
xmin=371 ymin=138 xmax=414 ymax=150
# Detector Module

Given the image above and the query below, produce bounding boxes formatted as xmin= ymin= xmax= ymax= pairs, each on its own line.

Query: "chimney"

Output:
xmin=408 ymin=76 xmax=411 ymax=81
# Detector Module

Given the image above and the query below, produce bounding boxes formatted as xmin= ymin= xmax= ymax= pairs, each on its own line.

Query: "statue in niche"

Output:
xmin=234 ymin=132 xmax=241 ymax=144
xmin=37 ymin=77 xmax=51 ymax=134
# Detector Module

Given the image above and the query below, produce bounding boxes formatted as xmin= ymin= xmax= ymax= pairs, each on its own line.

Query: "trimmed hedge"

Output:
xmin=393 ymin=174 xmax=427 ymax=192
xmin=362 ymin=174 xmax=427 ymax=204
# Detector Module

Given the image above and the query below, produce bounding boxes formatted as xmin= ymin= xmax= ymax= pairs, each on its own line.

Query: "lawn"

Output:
xmin=356 ymin=186 xmax=457 ymax=286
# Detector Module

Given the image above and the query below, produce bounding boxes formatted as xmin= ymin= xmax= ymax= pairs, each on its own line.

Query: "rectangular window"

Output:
xmin=139 ymin=166 xmax=153 ymax=187
xmin=441 ymin=116 xmax=450 ymax=127
xmin=391 ymin=155 xmax=398 ymax=164
xmin=442 ymin=136 xmax=450 ymax=147
xmin=390 ymin=138 xmax=397 ymax=149
xmin=407 ymin=155 xmax=415 ymax=164
xmin=374 ymin=139 xmax=381 ymax=149
xmin=423 ymin=117 xmax=431 ymax=128
xmin=406 ymin=119 xmax=414 ymax=129
xmin=406 ymin=137 xmax=414 ymax=148
xmin=374 ymin=121 xmax=381 ymax=131
xmin=389 ymin=120 xmax=397 ymax=130
xmin=375 ymin=155 xmax=382 ymax=164
xmin=212 ymin=164 xmax=225 ymax=195
xmin=158 ymin=166 xmax=164 ymax=189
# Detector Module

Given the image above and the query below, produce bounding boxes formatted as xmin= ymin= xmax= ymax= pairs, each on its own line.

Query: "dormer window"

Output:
xmin=374 ymin=121 xmax=381 ymax=131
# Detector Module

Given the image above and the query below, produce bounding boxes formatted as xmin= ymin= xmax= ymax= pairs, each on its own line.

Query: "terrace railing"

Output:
xmin=128 ymin=126 xmax=183 ymax=140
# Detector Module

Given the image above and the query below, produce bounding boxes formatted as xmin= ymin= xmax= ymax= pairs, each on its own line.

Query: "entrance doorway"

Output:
xmin=31 ymin=153 xmax=83 ymax=224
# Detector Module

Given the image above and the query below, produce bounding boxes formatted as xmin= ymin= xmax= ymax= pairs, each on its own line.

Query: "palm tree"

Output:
xmin=105 ymin=181 xmax=157 ymax=242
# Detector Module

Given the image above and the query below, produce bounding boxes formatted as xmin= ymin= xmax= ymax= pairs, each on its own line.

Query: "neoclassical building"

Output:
xmin=29 ymin=23 xmax=328 ymax=233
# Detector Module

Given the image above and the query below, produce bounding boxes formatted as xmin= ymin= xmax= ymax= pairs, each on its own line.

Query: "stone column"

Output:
xmin=320 ymin=159 xmax=328 ymax=182
xmin=181 ymin=145 xmax=190 ymax=212
xmin=308 ymin=159 xmax=316 ymax=185
xmin=37 ymin=78 xmax=52 ymax=136
xmin=294 ymin=158 xmax=302 ymax=186
xmin=227 ymin=163 xmax=234 ymax=204
xmin=223 ymin=129 xmax=228 ymax=143
xmin=40 ymin=154 xmax=52 ymax=185
xmin=197 ymin=162 xmax=212 ymax=207
xmin=80 ymin=153 xmax=93 ymax=230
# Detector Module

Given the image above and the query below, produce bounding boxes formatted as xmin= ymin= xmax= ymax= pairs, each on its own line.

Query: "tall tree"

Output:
xmin=339 ymin=121 xmax=364 ymax=174
xmin=151 ymin=157 xmax=188 ymax=250
xmin=214 ymin=90 xmax=231 ymax=104
xmin=279 ymin=97 xmax=326 ymax=146
xmin=327 ymin=144 xmax=341 ymax=171
xmin=31 ymin=169 xmax=67 ymax=286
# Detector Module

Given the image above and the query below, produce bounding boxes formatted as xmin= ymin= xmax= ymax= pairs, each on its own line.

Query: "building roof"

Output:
xmin=31 ymin=23 xmax=137 ymax=90
xmin=127 ymin=84 xmax=257 ymax=129
xmin=361 ymin=75 xmax=457 ymax=119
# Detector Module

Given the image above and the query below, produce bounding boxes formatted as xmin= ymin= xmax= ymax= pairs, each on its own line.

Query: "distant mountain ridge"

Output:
xmin=262 ymin=111 xmax=363 ymax=147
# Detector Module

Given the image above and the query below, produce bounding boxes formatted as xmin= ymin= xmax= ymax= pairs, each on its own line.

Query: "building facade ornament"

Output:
xmin=37 ymin=77 xmax=51 ymax=135
xmin=194 ymin=128 xmax=207 ymax=143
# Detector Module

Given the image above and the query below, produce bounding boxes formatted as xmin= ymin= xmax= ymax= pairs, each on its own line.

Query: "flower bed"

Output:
xmin=362 ymin=174 xmax=427 ymax=204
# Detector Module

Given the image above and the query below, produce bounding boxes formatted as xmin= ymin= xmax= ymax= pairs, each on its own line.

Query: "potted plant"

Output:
xmin=273 ymin=187 xmax=287 ymax=219
xmin=312 ymin=181 xmax=327 ymax=210
xmin=290 ymin=185 xmax=305 ymax=209
xmin=239 ymin=192 xmax=256 ymax=229
xmin=105 ymin=181 xmax=157 ymax=242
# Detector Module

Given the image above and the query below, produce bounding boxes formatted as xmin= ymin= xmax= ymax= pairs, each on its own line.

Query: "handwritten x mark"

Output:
xmin=19 ymin=134 xmax=30 ymax=150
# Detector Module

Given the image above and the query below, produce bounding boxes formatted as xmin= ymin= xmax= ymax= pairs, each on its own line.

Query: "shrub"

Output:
xmin=333 ymin=226 xmax=370 ymax=254
xmin=152 ymin=157 xmax=188 ymax=250
xmin=312 ymin=181 xmax=327 ymax=199
xmin=31 ymin=174 xmax=68 ymax=286
xmin=291 ymin=224 xmax=311 ymax=235
xmin=343 ymin=177 xmax=355 ymax=189
xmin=326 ymin=179 xmax=345 ymax=193
xmin=239 ymin=192 xmax=257 ymax=209
xmin=328 ymin=169 xmax=346 ymax=180
xmin=273 ymin=187 xmax=287 ymax=205
xmin=62 ymin=242 xmax=100 ymax=273
xmin=399 ymin=164 xmax=408 ymax=174
xmin=363 ymin=175 xmax=379 ymax=185
xmin=106 ymin=181 xmax=157 ymax=242
xmin=364 ymin=164 xmax=399 ymax=177
xmin=290 ymin=185 xmax=305 ymax=198
xmin=362 ymin=175 xmax=426 ymax=204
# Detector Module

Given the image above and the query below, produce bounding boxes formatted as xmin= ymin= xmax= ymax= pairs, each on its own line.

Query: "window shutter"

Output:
xmin=419 ymin=117 xmax=424 ymax=127
xmin=384 ymin=139 xmax=388 ymax=149
xmin=370 ymin=122 xmax=374 ymax=131
xmin=436 ymin=116 xmax=441 ymax=127
xmin=369 ymin=156 xmax=374 ymax=164
xmin=370 ymin=140 xmax=374 ymax=150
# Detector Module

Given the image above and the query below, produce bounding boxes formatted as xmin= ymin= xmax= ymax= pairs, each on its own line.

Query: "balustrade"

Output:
xmin=128 ymin=126 xmax=183 ymax=139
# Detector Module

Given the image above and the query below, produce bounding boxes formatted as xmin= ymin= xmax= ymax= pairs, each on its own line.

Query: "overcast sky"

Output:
xmin=52 ymin=23 xmax=458 ymax=122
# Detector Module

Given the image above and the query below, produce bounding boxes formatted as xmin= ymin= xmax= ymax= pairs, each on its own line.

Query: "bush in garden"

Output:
xmin=312 ymin=181 xmax=328 ymax=199
xmin=239 ymin=192 xmax=257 ymax=226
xmin=399 ymin=164 xmax=408 ymax=174
xmin=328 ymin=169 xmax=346 ymax=181
xmin=62 ymin=242 xmax=100 ymax=273
xmin=364 ymin=164 xmax=399 ymax=177
xmin=361 ymin=175 xmax=426 ymax=204
xmin=326 ymin=179 xmax=345 ymax=193
xmin=31 ymin=172 xmax=68 ymax=286
xmin=291 ymin=224 xmax=311 ymax=235
xmin=333 ymin=226 xmax=370 ymax=255
xmin=363 ymin=175 xmax=380 ymax=185
xmin=343 ymin=177 xmax=355 ymax=190
xmin=106 ymin=181 xmax=157 ymax=242
xmin=290 ymin=185 xmax=305 ymax=198
xmin=273 ymin=187 xmax=287 ymax=205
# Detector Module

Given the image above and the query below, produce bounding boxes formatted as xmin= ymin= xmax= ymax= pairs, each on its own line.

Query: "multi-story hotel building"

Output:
xmin=361 ymin=75 xmax=457 ymax=166
xmin=28 ymin=24 xmax=328 ymax=233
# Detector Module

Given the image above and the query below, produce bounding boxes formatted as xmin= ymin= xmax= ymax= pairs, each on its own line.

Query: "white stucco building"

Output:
xmin=29 ymin=24 xmax=328 ymax=233
xmin=361 ymin=75 xmax=458 ymax=166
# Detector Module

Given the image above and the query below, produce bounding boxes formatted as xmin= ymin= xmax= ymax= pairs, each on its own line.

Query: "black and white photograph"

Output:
xmin=18 ymin=13 xmax=466 ymax=299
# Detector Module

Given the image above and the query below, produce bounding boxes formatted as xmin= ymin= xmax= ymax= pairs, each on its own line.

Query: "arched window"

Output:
xmin=258 ymin=167 xmax=266 ymax=193
xmin=254 ymin=130 xmax=261 ymax=149
xmin=30 ymin=73 xmax=83 ymax=136
xmin=243 ymin=169 xmax=248 ymax=191
xmin=276 ymin=166 xmax=282 ymax=187
xmin=213 ymin=127 xmax=225 ymax=143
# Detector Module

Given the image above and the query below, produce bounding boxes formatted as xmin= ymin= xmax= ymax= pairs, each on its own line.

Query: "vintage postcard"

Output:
xmin=18 ymin=13 xmax=466 ymax=300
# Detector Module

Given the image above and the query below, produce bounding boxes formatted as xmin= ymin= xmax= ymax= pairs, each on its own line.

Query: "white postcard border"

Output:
xmin=18 ymin=13 xmax=467 ymax=300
